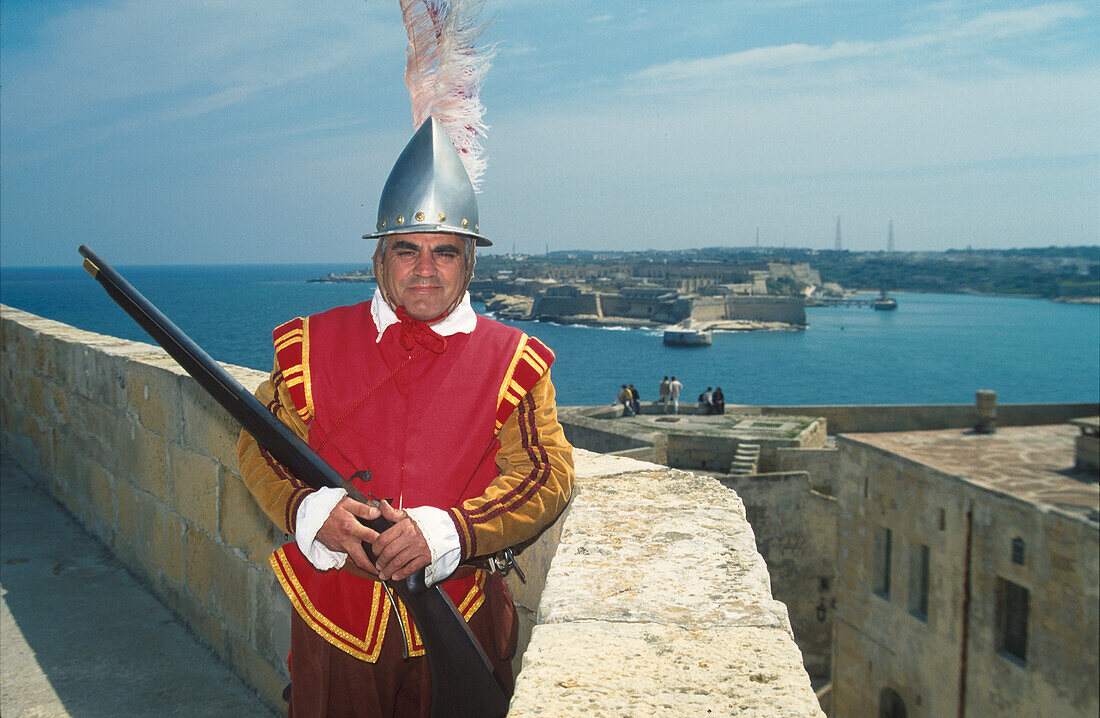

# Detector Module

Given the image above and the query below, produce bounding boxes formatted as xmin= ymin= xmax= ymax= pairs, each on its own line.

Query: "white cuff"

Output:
xmin=295 ymin=486 xmax=349 ymax=571
xmin=406 ymin=506 xmax=462 ymax=587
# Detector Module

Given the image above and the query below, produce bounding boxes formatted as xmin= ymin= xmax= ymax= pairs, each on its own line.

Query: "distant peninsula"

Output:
xmin=309 ymin=245 xmax=1100 ymax=329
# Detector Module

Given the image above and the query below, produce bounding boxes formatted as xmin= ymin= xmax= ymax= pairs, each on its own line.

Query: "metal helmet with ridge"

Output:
xmin=363 ymin=116 xmax=491 ymax=247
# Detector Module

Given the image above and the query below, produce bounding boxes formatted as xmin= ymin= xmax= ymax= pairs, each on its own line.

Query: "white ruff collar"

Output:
xmin=370 ymin=287 xmax=477 ymax=343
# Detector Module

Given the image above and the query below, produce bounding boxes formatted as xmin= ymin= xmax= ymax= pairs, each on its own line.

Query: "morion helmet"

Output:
xmin=362 ymin=117 xmax=491 ymax=247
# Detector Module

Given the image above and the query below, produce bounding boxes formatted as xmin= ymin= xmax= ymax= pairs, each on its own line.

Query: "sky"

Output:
xmin=1 ymin=0 xmax=1097 ymax=266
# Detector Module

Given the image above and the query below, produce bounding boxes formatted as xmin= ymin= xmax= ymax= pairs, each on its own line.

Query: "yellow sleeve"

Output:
xmin=449 ymin=371 xmax=575 ymax=560
xmin=235 ymin=358 xmax=316 ymax=534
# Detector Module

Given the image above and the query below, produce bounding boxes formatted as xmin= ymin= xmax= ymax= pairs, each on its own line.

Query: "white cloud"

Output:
xmin=632 ymin=1 xmax=1090 ymax=90
xmin=3 ymin=1 xmax=396 ymax=128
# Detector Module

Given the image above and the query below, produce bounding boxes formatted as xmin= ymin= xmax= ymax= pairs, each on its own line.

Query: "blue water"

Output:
xmin=2 ymin=264 xmax=1097 ymax=406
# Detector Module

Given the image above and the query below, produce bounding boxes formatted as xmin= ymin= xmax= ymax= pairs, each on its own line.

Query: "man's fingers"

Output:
xmin=346 ymin=543 xmax=379 ymax=574
xmin=316 ymin=497 xmax=379 ymax=555
xmin=373 ymin=519 xmax=430 ymax=581
xmin=376 ymin=499 xmax=407 ymax=523
xmin=383 ymin=545 xmax=430 ymax=581
xmin=343 ymin=497 xmax=382 ymax=521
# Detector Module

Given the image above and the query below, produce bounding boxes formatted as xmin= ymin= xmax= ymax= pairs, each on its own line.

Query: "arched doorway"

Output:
xmin=879 ymin=687 xmax=907 ymax=718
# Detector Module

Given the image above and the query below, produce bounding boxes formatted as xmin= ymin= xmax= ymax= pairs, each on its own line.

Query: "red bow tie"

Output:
xmin=395 ymin=306 xmax=448 ymax=353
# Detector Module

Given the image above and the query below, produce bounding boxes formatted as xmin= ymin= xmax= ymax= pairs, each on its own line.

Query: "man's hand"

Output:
xmin=372 ymin=500 xmax=432 ymax=582
xmin=315 ymin=496 xmax=382 ymax=572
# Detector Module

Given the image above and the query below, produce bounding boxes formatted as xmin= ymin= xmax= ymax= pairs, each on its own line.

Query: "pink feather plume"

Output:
xmin=399 ymin=0 xmax=494 ymax=190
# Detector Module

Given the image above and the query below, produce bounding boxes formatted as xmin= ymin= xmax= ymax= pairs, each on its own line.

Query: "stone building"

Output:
xmin=830 ymin=425 xmax=1099 ymax=718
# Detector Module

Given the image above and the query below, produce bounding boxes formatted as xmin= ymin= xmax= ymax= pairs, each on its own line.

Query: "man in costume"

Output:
xmin=236 ymin=115 xmax=574 ymax=717
xmin=236 ymin=5 xmax=573 ymax=713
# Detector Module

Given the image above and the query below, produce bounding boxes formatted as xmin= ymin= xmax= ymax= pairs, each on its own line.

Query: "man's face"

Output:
xmin=382 ymin=232 xmax=468 ymax=322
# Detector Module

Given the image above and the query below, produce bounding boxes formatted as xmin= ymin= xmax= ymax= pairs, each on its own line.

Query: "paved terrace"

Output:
xmin=1 ymin=454 xmax=275 ymax=717
xmin=845 ymin=424 xmax=1100 ymax=522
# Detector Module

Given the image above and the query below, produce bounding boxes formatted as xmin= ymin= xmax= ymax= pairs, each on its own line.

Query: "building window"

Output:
xmin=996 ymin=578 xmax=1029 ymax=663
xmin=873 ymin=526 xmax=892 ymax=599
xmin=908 ymin=543 xmax=930 ymax=620
xmin=1011 ymin=537 xmax=1026 ymax=565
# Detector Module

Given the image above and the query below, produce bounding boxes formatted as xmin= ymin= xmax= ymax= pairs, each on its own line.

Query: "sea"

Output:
xmin=2 ymin=263 xmax=1098 ymax=408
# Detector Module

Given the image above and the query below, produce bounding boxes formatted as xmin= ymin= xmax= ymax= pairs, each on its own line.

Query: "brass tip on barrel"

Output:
xmin=82 ymin=257 xmax=100 ymax=278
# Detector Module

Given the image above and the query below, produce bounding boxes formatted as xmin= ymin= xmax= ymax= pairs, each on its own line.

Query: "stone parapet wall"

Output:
xmin=719 ymin=472 xmax=837 ymax=682
xmin=762 ymin=402 xmax=1097 ymax=434
xmin=1 ymin=307 xmax=295 ymax=710
xmin=1 ymin=305 xmax=823 ymax=716
xmin=530 ymin=292 xmax=600 ymax=319
xmin=723 ymin=296 xmax=807 ymax=325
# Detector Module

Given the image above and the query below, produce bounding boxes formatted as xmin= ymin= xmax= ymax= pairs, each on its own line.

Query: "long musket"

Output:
xmin=78 ymin=245 xmax=509 ymax=718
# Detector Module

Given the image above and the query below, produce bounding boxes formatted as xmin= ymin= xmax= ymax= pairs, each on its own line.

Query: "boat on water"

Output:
xmin=663 ymin=324 xmax=713 ymax=347
xmin=872 ymin=290 xmax=898 ymax=311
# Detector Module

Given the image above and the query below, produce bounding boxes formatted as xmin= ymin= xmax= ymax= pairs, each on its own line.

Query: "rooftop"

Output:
xmin=845 ymin=424 xmax=1099 ymax=523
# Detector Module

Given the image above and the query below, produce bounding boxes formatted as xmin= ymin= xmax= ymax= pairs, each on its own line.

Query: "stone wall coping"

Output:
xmin=510 ymin=448 xmax=824 ymax=716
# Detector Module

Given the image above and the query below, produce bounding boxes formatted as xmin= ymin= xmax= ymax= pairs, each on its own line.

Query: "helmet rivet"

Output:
xmin=462 ymin=218 xmax=469 ymax=228
xmin=438 ymin=212 xmax=447 ymax=222
xmin=474 ymin=224 xmax=479 ymax=232
xmin=396 ymin=215 xmax=404 ymax=225
xmin=380 ymin=220 xmax=387 ymax=228
xmin=415 ymin=211 xmax=425 ymax=222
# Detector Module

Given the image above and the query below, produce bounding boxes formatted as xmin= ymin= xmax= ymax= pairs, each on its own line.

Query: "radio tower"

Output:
xmin=887 ymin=220 xmax=895 ymax=253
xmin=834 ymin=217 xmax=842 ymax=251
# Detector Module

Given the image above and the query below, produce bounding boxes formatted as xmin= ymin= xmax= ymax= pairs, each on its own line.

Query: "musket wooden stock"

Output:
xmin=78 ymin=245 xmax=509 ymax=718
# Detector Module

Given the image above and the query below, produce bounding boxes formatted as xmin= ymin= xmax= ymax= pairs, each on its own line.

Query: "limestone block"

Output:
xmin=186 ymin=524 xmax=223 ymax=604
xmin=114 ymin=479 xmax=142 ymax=548
xmin=509 ymin=623 xmax=824 ymax=717
xmin=151 ymin=499 xmax=188 ymax=586
xmin=46 ymin=382 xmax=72 ymax=426
xmin=50 ymin=432 xmax=96 ymax=516
xmin=169 ymin=442 xmax=220 ymax=535
xmin=225 ymin=634 xmax=287 ymax=713
xmin=250 ymin=567 xmax=293 ymax=667
xmin=114 ymin=423 xmax=171 ymax=506
xmin=158 ymin=576 xmax=228 ymax=657
xmin=117 ymin=486 xmax=162 ymax=579
xmin=572 ymin=449 xmax=661 ymax=478
xmin=125 ymin=361 xmax=183 ymax=440
xmin=180 ymin=384 xmax=241 ymax=465
xmin=87 ymin=456 xmax=117 ymax=531
xmin=186 ymin=525 xmax=251 ymax=630
xmin=62 ymin=396 xmax=117 ymax=470
xmin=14 ymin=417 xmax=56 ymax=482
xmin=538 ymin=469 xmax=788 ymax=631
xmin=220 ymin=467 xmax=280 ymax=565
xmin=224 ymin=364 xmax=269 ymax=394
xmin=25 ymin=375 xmax=50 ymax=422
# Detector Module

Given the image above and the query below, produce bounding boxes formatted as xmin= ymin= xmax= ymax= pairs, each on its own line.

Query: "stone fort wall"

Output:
xmin=831 ymin=436 xmax=1099 ymax=718
xmin=0 ymin=306 xmax=823 ymax=717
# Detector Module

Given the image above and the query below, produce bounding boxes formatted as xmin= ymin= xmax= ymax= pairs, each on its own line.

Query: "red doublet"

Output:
xmin=267 ymin=301 xmax=544 ymax=661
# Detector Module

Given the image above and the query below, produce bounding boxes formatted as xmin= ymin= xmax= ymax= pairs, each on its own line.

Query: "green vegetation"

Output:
xmin=802 ymin=247 xmax=1100 ymax=298
xmin=527 ymin=245 xmax=1100 ymax=300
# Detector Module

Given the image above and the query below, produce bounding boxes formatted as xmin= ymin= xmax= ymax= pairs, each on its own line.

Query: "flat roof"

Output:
xmin=843 ymin=424 xmax=1099 ymax=523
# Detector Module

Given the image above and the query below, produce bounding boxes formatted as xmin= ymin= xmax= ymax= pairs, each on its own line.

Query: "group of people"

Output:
xmin=657 ymin=376 xmax=683 ymax=414
xmin=617 ymin=384 xmax=641 ymax=417
xmin=618 ymin=377 xmax=727 ymax=417
xmin=699 ymin=386 xmax=726 ymax=414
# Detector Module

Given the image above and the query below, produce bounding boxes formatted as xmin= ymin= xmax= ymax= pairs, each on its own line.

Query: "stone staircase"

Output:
xmin=729 ymin=442 xmax=761 ymax=475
